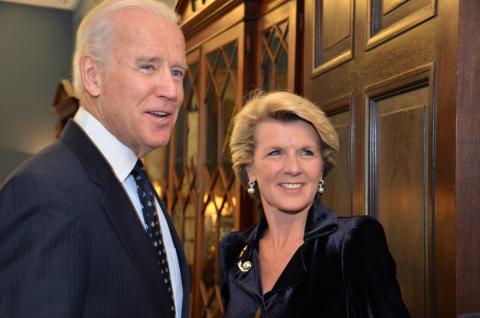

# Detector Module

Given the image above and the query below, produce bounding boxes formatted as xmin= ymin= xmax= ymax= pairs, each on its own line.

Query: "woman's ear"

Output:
xmin=80 ymin=55 xmax=101 ymax=97
xmin=245 ymin=165 xmax=255 ymax=182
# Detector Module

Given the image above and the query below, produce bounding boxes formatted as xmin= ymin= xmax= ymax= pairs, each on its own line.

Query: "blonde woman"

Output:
xmin=221 ymin=91 xmax=409 ymax=317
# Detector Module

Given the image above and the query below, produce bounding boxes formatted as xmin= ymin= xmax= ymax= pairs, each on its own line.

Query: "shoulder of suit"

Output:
xmin=2 ymin=139 xmax=86 ymax=191
xmin=334 ymin=215 xmax=386 ymax=248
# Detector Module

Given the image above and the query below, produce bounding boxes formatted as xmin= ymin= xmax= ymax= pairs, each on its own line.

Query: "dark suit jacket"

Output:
xmin=220 ymin=200 xmax=410 ymax=318
xmin=0 ymin=122 xmax=190 ymax=318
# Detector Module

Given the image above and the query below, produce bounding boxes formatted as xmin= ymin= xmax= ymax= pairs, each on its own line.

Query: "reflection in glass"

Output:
xmin=205 ymin=41 xmax=238 ymax=173
xmin=202 ymin=40 xmax=238 ymax=318
xmin=205 ymin=85 xmax=219 ymax=172
xmin=183 ymin=202 xmax=195 ymax=264
xmin=277 ymin=47 xmax=288 ymax=89
xmin=169 ymin=60 xmax=199 ymax=267
xmin=174 ymin=105 xmax=186 ymax=177
xmin=260 ymin=20 xmax=289 ymax=91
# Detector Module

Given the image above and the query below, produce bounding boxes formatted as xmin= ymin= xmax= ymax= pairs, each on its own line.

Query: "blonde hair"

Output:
xmin=72 ymin=0 xmax=179 ymax=98
xmin=229 ymin=91 xmax=339 ymax=190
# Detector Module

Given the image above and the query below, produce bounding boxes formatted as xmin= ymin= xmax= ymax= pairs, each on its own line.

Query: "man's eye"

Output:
xmin=140 ymin=64 xmax=154 ymax=72
xmin=268 ymin=150 xmax=280 ymax=156
xmin=172 ymin=68 xmax=185 ymax=79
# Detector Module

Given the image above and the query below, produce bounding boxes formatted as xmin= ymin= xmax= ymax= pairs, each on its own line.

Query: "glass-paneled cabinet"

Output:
xmin=145 ymin=1 xmax=300 ymax=317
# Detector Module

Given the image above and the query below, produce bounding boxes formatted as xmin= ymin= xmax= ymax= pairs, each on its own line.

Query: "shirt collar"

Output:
xmin=73 ymin=106 xmax=137 ymax=182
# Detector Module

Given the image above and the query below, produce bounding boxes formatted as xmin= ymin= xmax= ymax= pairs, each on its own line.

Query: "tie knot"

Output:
xmin=131 ymin=160 xmax=147 ymax=181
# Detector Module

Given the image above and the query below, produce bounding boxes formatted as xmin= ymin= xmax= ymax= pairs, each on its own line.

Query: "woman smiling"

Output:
xmin=220 ymin=91 xmax=410 ymax=318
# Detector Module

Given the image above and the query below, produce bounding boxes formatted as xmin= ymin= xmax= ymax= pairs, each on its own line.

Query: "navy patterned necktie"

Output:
xmin=131 ymin=160 xmax=175 ymax=316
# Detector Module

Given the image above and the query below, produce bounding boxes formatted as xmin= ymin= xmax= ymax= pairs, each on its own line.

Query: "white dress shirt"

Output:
xmin=74 ymin=107 xmax=183 ymax=317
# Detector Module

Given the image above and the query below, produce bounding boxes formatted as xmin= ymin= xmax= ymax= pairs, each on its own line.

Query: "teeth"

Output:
xmin=282 ymin=183 xmax=302 ymax=189
xmin=150 ymin=111 xmax=167 ymax=118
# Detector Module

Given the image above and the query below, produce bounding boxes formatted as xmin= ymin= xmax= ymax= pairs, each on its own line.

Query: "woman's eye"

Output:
xmin=301 ymin=149 xmax=314 ymax=156
xmin=268 ymin=150 xmax=280 ymax=156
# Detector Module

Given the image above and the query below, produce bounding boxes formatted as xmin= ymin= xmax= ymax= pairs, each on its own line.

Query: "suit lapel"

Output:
xmin=60 ymin=122 xmax=174 ymax=318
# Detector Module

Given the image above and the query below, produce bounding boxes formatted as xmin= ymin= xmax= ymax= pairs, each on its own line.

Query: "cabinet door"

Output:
xmin=196 ymin=23 xmax=245 ymax=318
xmin=169 ymin=49 xmax=201 ymax=268
xmin=256 ymin=0 xmax=298 ymax=91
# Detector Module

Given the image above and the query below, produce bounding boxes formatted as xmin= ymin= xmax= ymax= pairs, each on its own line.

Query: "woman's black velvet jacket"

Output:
xmin=220 ymin=200 xmax=410 ymax=318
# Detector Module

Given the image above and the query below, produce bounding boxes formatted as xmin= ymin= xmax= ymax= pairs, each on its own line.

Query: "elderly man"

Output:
xmin=0 ymin=1 xmax=189 ymax=317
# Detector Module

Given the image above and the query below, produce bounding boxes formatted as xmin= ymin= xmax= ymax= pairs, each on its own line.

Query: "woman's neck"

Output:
xmin=262 ymin=208 xmax=308 ymax=250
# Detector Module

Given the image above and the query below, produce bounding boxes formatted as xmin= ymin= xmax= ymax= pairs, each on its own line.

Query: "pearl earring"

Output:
xmin=318 ymin=179 xmax=325 ymax=194
xmin=247 ymin=180 xmax=256 ymax=195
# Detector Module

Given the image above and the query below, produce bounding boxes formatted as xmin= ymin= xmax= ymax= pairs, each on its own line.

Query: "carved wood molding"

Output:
xmin=177 ymin=0 xmax=244 ymax=38
xmin=309 ymin=0 xmax=355 ymax=78
xmin=366 ymin=0 xmax=437 ymax=50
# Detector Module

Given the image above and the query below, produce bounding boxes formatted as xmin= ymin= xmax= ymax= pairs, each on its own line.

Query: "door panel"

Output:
xmin=367 ymin=0 xmax=436 ymax=48
xmin=320 ymin=95 xmax=354 ymax=217
xmin=304 ymin=0 xmax=455 ymax=316
xmin=366 ymin=68 xmax=434 ymax=318
xmin=312 ymin=0 xmax=354 ymax=74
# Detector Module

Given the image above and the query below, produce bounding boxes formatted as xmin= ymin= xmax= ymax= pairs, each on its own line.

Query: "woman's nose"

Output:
xmin=284 ymin=155 xmax=301 ymax=175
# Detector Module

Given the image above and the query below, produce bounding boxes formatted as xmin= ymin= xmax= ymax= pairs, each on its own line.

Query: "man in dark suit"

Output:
xmin=0 ymin=0 xmax=189 ymax=317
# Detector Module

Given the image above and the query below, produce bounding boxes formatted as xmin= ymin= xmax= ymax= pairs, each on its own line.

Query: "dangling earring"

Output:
xmin=318 ymin=179 xmax=325 ymax=194
xmin=247 ymin=180 xmax=256 ymax=195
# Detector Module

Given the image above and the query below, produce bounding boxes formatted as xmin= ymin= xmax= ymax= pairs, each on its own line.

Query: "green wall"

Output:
xmin=0 ymin=2 xmax=73 ymax=182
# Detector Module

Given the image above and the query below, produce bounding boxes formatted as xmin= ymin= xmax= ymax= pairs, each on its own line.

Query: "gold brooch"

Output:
xmin=237 ymin=260 xmax=252 ymax=272
xmin=236 ymin=244 xmax=252 ymax=272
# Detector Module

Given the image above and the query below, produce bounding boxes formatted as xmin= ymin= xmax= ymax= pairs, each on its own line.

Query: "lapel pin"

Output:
xmin=237 ymin=260 xmax=252 ymax=272
xmin=236 ymin=244 xmax=252 ymax=272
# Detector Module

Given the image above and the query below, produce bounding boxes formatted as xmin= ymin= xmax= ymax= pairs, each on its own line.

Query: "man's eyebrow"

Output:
xmin=135 ymin=57 xmax=188 ymax=70
xmin=135 ymin=57 xmax=161 ymax=64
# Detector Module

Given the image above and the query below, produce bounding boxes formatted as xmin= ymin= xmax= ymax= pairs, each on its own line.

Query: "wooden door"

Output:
xmin=303 ymin=0 xmax=457 ymax=317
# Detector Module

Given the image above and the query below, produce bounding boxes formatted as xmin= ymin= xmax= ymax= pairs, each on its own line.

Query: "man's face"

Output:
xmin=95 ymin=8 xmax=186 ymax=157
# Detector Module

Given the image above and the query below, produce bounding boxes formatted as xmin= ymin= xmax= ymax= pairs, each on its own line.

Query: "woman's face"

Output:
xmin=246 ymin=119 xmax=324 ymax=216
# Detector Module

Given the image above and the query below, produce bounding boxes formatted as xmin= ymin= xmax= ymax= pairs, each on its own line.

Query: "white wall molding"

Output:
xmin=0 ymin=0 xmax=80 ymax=10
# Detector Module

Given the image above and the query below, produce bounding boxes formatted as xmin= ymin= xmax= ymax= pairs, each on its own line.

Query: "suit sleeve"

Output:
xmin=342 ymin=216 xmax=410 ymax=318
xmin=0 ymin=173 xmax=89 ymax=318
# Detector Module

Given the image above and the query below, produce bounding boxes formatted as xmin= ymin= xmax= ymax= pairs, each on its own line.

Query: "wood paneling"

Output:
xmin=303 ymin=0 xmax=468 ymax=314
xmin=456 ymin=0 xmax=480 ymax=315
xmin=367 ymin=0 xmax=436 ymax=49
xmin=322 ymin=0 xmax=351 ymax=49
xmin=310 ymin=0 xmax=354 ymax=75
xmin=321 ymin=94 xmax=354 ymax=217
xmin=364 ymin=66 xmax=435 ymax=317
xmin=368 ymin=82 xmax=432 ymax=318
xmin=383 ymin=0 xmax=408 ymax=15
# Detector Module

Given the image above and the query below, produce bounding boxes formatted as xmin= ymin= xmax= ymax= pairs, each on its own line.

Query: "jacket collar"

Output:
xmin=231 ymin=199 xmax=338 ymax=297
xmin=237 ymin=199 xmax=339 ymax=247
xmin=60 ymin=121 xmax=180 ymax=318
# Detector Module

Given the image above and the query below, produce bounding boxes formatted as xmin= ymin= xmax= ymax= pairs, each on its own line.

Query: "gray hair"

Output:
xmin=72 ymin=0 xmax=180 ymax=98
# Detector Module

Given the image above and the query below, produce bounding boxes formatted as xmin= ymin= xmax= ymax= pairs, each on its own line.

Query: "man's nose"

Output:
xmin=155 ymin=67 xmax=179 ymax=101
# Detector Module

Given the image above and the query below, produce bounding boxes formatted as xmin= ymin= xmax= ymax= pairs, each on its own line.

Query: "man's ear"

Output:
xmin=80 ymin=55 xmax=101 ymax=97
